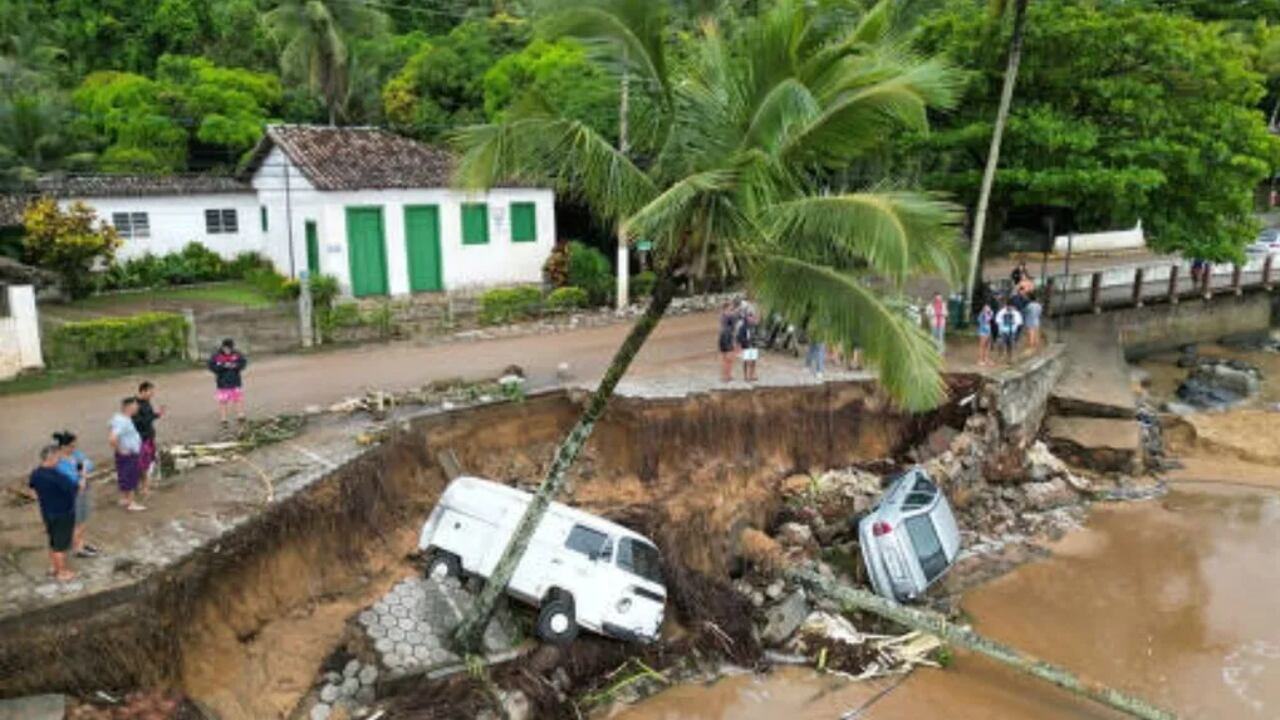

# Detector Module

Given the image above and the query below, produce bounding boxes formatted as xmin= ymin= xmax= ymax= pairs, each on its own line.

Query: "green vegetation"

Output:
xmin=546 ymin=286 xmax=589 ymax=311
xmin=62 ymin=281 xmax=276 ymax=312
xmin=565 ymin=241 xmax=612 ymax=306
xmin=20 ymin=199 xmax=121 ymax=299
xmin=96 ymin=244 xmax=274 ymax=292
xmin=630 ymin=270 xmax=657 ymax=299
xmin=48 ymin=311 xmax=189 ymax=370
xmin=478 ymin=285 xmax=543 ymax=324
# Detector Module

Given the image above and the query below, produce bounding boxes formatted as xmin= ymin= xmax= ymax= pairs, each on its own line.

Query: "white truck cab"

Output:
xmin=418 ymin=476 xmax=667 ymax=644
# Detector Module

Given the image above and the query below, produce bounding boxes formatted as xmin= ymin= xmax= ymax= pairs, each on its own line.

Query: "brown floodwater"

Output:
xmin=616 ymin=484 xmax=1280 ymax=719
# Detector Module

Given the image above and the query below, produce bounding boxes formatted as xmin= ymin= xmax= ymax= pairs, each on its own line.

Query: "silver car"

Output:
xmin=859 ymin=468 xmax=961 ymax=602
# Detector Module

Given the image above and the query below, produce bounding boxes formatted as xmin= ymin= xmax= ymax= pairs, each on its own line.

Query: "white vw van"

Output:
xmin=418 ymin=476 xmax=667 ymax=644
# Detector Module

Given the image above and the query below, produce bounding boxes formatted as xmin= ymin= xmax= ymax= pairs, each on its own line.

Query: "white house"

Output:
xmin=1 ymin=125 xmax=558 ymax=298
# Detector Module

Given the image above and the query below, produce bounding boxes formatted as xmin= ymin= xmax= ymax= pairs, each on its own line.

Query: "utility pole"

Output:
xmin=962 ymin=0 xmax=1030 ymax=322
xmin=615 ymin=68 xmax=631 ymax=310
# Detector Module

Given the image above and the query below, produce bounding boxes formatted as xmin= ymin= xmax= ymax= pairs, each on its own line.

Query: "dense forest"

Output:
xmin=1 ymin=0 xmax=1278 ymax=257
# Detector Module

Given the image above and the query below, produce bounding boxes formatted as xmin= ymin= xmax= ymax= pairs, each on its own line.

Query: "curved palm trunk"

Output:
xmin=452 ymin=272 xmax=678 ymax=652
xmin=961 ymin=0 xmax=1030 ymax=321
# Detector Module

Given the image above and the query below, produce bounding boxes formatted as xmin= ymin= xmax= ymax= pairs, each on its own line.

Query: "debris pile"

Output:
xmin=1174 ymin=357 xmax=1262 ymax=410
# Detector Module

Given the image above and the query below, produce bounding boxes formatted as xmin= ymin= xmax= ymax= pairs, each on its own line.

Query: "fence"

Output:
xmin=1039 ymin=255 xmax=1276 ymax=318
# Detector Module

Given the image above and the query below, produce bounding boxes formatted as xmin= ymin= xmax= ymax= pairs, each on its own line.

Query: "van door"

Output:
xmin=554 ymin=524 xmax=612 ymax=632
xmin=600 ymin=537 xmax=666 ymax=641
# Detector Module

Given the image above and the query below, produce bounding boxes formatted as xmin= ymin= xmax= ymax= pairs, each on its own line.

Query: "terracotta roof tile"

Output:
xmin=246 ymin=125 xmax=455 ymax=190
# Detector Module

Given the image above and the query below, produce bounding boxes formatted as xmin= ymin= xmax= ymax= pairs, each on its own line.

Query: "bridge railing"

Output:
xmin=1038 ymin=254 xmax=1276 ymax=317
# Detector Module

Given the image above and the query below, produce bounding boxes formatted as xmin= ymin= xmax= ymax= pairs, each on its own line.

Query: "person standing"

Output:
xmin=718 ymin=302 xmax=739 ymax=383
xmin=976 ymin=303 xmax=995 ymax=367
xmin=110 ymin=397 xmax=145 ymax=512
xmin=924 ymin=293 xmax=949 ymax=354
xmin=738 ymin=311 xmax=760 ymax=382
xmin=133 ymin=380 xmax=164 ymax=496
xmin=30 ymin=444 xmax=78 ymax=581
xmin=995 ymin=301 xmax=1023 ymax=363
xmin=208 ymin=338 xmax=248 ymax=430
xmin=805 ymin=335 xmax=826 ymax=379
xmin=1024 ymin=294 xmax=1044 ymax=350
xmin=53 ymin=431 xmax=98 ymax=559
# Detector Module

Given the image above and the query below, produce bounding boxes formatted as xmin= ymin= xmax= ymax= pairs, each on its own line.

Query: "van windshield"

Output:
xmin=616 ymin=538 xmax=663 ymax=584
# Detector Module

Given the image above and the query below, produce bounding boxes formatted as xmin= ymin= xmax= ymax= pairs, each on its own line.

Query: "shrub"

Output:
xmin=479 ymin=286 xmax=543 ymax=324
xmin=227 ymin=251 xmax=275 ymax=278
xmin=48 ymin=312 xmax=188 ymax=370
xmin=95 ymin=247 xmax=278 ymax=292
xmin=362 ymin=301 xmax=396 ymax=340
xmin=631 ymin=270 xmax=657 ymax=299
xmin=543 ymin=242 xmax=570 ymax=287
xmin=176 ymin=242 xmax=227 ymax=283
xmin=308 ymin=274 xmax=340 ymax=310
xmin=244 ymin=267 xmax=298 ymax=301
xmin=317 ymin=302 xmax=362 ymax=341
xmin=22 ymin=198 xmax=121 ymax=299
xmin=566 ymin=241 xmax=612 ymax=305
xmin=546 ymin=286 xmax=589 ymax=311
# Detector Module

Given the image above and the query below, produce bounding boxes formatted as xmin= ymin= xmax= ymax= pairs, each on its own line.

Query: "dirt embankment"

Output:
xmin=2 ymin=380 xmax=971 ymax=719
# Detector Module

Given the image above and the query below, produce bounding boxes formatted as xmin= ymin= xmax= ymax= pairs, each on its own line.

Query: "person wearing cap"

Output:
xmin=54 ymin=431 xmax=99 ymax=558
xmin=208 ymin=338 xmax=248 ymax=430
xmin=30 ymin=444 xmax=78 ymax=581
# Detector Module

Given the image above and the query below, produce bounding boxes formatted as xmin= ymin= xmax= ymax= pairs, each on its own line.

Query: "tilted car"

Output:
xmin=859 ymin=467 xmax=962 ymax=602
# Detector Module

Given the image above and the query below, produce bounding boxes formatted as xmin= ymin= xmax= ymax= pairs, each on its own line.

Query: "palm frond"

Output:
xmin=449 ymin=117 xmax=657 ymax=226
xmin=623 ymin=168 xmax=736 ymax=245
xmin=540 ymin=0 xmax=671 ymax=107
xmin=751 ymin=255 xmax=946 ymax=411
xmin=741 ymin=78 xmax=820 ymax=154
xmin=768 ymin=192 xmax=964 ymax=284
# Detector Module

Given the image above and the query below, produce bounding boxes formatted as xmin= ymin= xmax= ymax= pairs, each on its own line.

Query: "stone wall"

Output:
xmin=1103 ymin=293 xmax=1273 ymax=358
xmin=978 ymin=345 xmax=1067 ymax=481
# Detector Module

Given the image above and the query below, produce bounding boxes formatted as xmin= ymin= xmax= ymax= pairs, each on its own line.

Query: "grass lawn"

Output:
xmin=0 ymin=359 xmax=197 ymax=397
xmin=42 ymin=281 xmax=278 ymax=322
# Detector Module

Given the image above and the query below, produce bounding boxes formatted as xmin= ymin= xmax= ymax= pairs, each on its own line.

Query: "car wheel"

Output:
xmin=536 ymin=592 xmax=578 ymax=645
xmin=425 ymin=551 xmax=461 ymax=581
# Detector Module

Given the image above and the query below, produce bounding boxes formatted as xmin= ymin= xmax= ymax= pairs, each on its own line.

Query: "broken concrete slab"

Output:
xmin=761 ymin=589 xmax=810 ymax=645
xmin=1046 ymin=416 xmax=1142 ymax=473
xmin=0 ymin=694 xmax=64 ymax=720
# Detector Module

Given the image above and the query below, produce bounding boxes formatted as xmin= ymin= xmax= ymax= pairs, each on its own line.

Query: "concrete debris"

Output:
xmin=760 ymin=589 xmax=810 ymax=645
xmin=775 ymin=522 xmax=814 ymax=550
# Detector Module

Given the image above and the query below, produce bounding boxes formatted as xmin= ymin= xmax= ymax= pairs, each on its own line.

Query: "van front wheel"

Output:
xmin=425 ymin=551 xmax=461 ymax=581
xmin=536 ymin=593 xmax=578 ymax=645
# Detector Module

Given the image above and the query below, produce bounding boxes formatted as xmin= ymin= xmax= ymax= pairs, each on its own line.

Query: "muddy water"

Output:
xmin=618 ymin=485 xmax=1280 ymax=719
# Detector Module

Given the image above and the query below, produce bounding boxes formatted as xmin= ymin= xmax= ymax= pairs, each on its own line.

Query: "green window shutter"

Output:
xmin=461 ymin=203 xmax=489 ymax=245
xmin=260 ymin=206 xmax=268 ymax=232
xmin=510 ymin=202 xmax=537 ymax=242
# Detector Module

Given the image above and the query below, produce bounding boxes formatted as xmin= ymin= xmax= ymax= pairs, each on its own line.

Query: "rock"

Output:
xmin=761 ymin=590 xmax=810 ymax=645
xmin=324 ymin=671 xmax=342 ymax=684
xmin=751 ymin=591 xmax=765 ymax=608
xmin=338 ymin=677 xmax=358 ymax=697
xmin=501 ymin=690 xmax=532 ymax=720
xmin=800 ymin=611 xmax=863 ymax=645
xmin=358 ymin=664 xmax=379 ymax=686
xmin=354 ymin=686 xmax=376 ymax=705
xmin=1176 ymin=359 xmax=1262 ymax=409
xmin=776 ymin=522 xmax=814 ymax=548
xmin=310 ymin=702 xmax=332 ymax=720
xmin=765 ymin=580 xmax=785 ymax=601
xmin=1022 ymin=478 xmax=1077 ymax=511
xmin=319 ymin=684 xmax=341 ymax=704
xmin=1026 ymin=441 xmax=1069 ymax=482
xmin=343 ymin=659 xmax=361 ymax=678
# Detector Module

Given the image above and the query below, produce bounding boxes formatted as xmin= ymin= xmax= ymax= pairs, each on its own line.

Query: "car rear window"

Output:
xmin=902 ymin=476 xmax=937 ymax=511
xmin=617 ymin=538 xmax=663 ymax=584
xmin=904 ymin=515 xmax=949 ymax=583
xmin=565 ymin=525 xmax=609 ymax=559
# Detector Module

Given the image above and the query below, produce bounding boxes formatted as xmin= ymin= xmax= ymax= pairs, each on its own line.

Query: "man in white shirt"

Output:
xmin=109 ymin=397 xmax=145 ymax=512
xmin=995 ymin=302 xmax=1023 ymax=363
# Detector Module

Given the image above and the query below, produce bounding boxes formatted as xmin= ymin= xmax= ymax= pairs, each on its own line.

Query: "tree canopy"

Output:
xmin=917 ymin=0 xmax=1280 ymax=260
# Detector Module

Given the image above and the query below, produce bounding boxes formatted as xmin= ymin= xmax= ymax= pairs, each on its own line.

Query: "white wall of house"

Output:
xmin=250 ymin=146 xmax=319 ymax=276
xmin=0 ymin=285 xmax=43 ymax=380
xmin=311 ymin=187 xmax=556 ymax=297
xmin=63 ymin=193 xmax=264 ymax=260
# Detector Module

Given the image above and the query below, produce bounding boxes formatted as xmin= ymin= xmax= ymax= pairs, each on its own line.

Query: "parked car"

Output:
xmin=1246 ymin=228 xmax=1280 ymax=255
xmin=418 ymin=476 xmax=667 ymax=645
xmin=858 ymin=467 xmax=962 ymax=602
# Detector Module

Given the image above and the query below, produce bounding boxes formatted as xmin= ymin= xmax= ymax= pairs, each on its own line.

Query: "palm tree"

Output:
xmin=961 ymin=0 xmax=1031 ymax=321
xmin=449 ymin=0 xmax=963 ymax=651
xmin=262 ymin=0 xmax=389 ymax=125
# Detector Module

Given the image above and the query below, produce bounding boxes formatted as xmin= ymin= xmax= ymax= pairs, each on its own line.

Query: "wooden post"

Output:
xmin=1043 ymin=277 xmax=1055 ymax=316
xmin=1168 ymin=264 xmax=1179 ymax=305
xmin=1264 ymin=255 xmax=1274 ymax=290
xmin=789 ymin=568 xmax=1175 ymax=720
xmin=1090 ymin=271 xmax=1103 ymax=313
xmin=1232 ymin=263 xmax=1243 ymax=296
xmin=1201 ymin=263 xmax=1212 ymax=299
xmin=1131 ymin=268 xmax=1144 ymax=307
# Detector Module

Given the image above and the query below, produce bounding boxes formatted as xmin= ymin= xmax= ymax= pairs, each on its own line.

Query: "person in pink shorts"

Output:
xmin=207 ymin=338 xmax=248 ymax=431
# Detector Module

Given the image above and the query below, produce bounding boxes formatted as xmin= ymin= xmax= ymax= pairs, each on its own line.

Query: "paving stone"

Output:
xmin=310 ymin=703 xmax=331 ymax=720
xmin=319 ymin=684 xmax=340 ymax=704
xmin=397 ymin=617 xmax=415 ymax=632
xmin=395 ymin=641 xmax=413 ymax=658
xmin=413 ymin=645 xmax=431 ymax=662
xmin=388 ymin=627 xmax=405 ymax=642
xmin=358 ymin=610 xmax=376 ymax=626
xmin=355 ymin=687 xmax=376 ymax=705
xmin=324 ymin=671 xmax=341 ymax=684
xmin=340 ymin=677 xmax=359 ymax=697
xmin=358 ymin=665 xmax=379 ymax=686
xmin=374 ymin=638 xmax=393 ymax=654
xmin=343 ymin=659 xmax=361 ymax=678
xmin=368 ymin=624 xmax=387 ymax=639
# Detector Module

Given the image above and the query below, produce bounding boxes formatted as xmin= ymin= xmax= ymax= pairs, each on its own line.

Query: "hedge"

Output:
xmin=49 ymin=312 xmax=189 ymax=370
xmin=479 ymin=286 xmax=544 ymax=324
xmin=546 ymin=286 xmax=590 ymax=311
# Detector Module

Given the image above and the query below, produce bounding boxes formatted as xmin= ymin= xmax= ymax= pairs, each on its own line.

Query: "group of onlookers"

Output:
xmin=718 ymin=299 xmax=761 ymax=382
xmin=975 ymin=262 xmax=1043 ymax=366
xmin=26 ymin=338 xmax=250 ymax=583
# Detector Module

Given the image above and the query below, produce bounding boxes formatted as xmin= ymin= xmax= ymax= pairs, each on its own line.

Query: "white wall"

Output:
xmin=250 ymin=147 xmax=319 ymax=277
xmin=312 ymin=187 xmax=557 ymax=297
xmin=64 ymin=193 xmax=264 ymax=261
xmin=1054 ymin=221 xmax=1145 ymax=254
xmin=0 ymin=285 xmax=43 ymax=380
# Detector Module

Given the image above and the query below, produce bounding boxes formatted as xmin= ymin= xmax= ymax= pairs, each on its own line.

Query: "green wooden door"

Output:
xmin=404 ymin=205 xmax=443 ymax=292
xmin=305 ymin=220 xmax=320 ymax=276
xmin=345 ymin=207 xmax=388 ymax=297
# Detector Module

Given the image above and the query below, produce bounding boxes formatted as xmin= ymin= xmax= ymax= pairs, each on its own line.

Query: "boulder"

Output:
xmin=1022 ymin=478 xmax=1077 ymax=511
xmin=761 ymin=590 xmax=810 ymax=645
xmin=1176 ymin=359 xmax=1262 ymax=409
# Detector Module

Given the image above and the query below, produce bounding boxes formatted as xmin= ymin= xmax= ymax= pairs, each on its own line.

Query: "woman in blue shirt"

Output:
xmin=54 ymin=431 xmax=99 ymax=558
xmin=30 ymin=444 xmax=78 ymax=581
